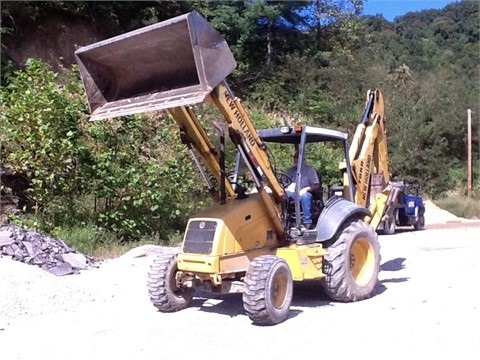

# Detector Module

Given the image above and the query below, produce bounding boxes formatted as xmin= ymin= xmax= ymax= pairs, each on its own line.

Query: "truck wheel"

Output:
xmin=383 ymin=213 xmax=396 ymax=235
xmin=321 ymin=219 xmax=380 ymax=302
xmin=243 ymin=255 xmax=293 ymax=326
xmin=414 ymin=214 xmax=425 ymax=230
xmin=147 ymin=253 xmax=193 ymax=312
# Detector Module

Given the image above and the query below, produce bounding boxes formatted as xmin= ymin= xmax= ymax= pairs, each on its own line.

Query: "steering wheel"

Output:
xmin=275 ymin=171 xmax=292 ymax=188
xmin=227 ymin=171 xmax=254 ymax=190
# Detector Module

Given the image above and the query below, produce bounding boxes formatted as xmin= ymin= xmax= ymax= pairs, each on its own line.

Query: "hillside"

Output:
xmin=1 ymin=4 xmax=106 ymax=71
xmin=1 ymin=1 xmax=478 ymax=244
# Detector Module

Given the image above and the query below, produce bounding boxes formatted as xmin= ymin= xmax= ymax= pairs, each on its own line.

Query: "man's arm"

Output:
xmin=308 ymin=166 xmax=320 ymax=191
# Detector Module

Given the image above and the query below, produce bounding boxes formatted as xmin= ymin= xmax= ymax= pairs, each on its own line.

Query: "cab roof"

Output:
xmin=258 ymin=125 xmax=348 ymax=144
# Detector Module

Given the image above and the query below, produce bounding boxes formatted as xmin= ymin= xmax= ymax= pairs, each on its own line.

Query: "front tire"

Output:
xmin=321 ymin=219 xmax=380 ymax=302
xmin=243 ymin=255 xmax=293 ymax=326
xmin=147 ymin=254 xmax=194 ymax=312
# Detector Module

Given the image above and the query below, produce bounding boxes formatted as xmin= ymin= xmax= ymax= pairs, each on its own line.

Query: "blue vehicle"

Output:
xmin=383 ymin=181 xmax=426 ymax=234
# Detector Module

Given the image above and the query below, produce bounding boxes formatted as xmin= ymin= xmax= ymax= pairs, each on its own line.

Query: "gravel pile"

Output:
xmin=0 ymin=234 xmax=179 ymax=330
xmin=0 ymin=225 xmax=96 ymax=276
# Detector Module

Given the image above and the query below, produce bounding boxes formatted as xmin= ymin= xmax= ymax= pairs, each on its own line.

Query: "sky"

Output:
xmin=362 ymin=0 xmax=458 ymax=21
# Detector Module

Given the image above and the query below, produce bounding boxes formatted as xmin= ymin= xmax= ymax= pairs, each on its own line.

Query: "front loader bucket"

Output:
xmin=75 ymin=11 xmax=236 ymax=121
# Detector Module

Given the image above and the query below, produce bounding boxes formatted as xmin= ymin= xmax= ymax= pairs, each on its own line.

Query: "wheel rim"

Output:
xmin=272 ymin=272 xmax=288 ymax=308
xmin=168 ymin=264 xmax=184 ymax=297
xmin=349 ymin=238 xmax=375 ymax=286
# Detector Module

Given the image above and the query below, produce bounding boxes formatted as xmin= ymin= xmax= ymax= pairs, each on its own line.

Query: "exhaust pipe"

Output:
xmin=75 ymin=11 xmax=236 ymax=121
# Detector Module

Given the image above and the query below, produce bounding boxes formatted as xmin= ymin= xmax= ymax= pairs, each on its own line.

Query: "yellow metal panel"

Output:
xmin=218 ymin=248 xmax=276 ymax=274
xmin=276 ymin=244 xmax=326 ymax=281
xmin=179 ymin=248 xmax=280 ymax=276
xmin=218 ymin=253 xmax=250 ymax=273
xmin=192 ymin=193 xmax=279 ymax=256
xmin=178 ymin=253 xmax=220 ymax=273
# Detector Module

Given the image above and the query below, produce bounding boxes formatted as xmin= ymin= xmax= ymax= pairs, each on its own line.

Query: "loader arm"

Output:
xmin=207 ymin=81 xmax=286 ymax=235
xmin=208 ymin=82 xmax=285 ymax=201
xmin=74 ymin=10 xmax=286 ymax=236
xmin=168 ymin=105 xmax=235 ymax=200
xmin=168 ymin=82 xmax=286 ymax=235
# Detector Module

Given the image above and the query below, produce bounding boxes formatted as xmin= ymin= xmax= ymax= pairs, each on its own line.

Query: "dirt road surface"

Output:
xmin=1 ymin=205 xmax=479 ymax=360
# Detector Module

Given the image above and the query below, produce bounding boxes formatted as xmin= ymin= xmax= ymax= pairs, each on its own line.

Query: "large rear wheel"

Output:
xmin=147 ymin=254 xmax=194 ymax=312
xmin=243 ymin=255 xmax=293 ymax=326
xmin=321 ymin=219 xmax=380 ymax=302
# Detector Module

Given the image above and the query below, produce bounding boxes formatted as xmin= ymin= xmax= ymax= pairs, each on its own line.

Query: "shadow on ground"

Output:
xmin=373 ymin=257 xmax=410 ymax=296
xmin=185 ymin=257 xmax=411 ymax=323
xmin=188 ymin=280 xmax=333 ymax=323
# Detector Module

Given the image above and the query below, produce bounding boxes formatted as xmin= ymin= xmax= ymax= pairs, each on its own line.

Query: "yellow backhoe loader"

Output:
xmin=75 ymin=11 xmax=382 ymax=326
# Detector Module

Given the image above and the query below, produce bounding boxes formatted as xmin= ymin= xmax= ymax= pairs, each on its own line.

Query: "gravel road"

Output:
xmin=1 ymin=205 xmax=479 ymax=360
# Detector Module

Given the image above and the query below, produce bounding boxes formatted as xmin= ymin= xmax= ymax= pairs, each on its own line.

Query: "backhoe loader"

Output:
xmin=75 ymin=11 xmax=381 ymax=326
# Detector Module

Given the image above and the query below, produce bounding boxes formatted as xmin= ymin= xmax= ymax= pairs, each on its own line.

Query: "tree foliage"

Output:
xmin=1 ymin=0 xmax=478 ymax=244
xmin=1 ymin=59 xmax=87 ymax=211
xmin=82 ymin=114 xmax=201 ymax=240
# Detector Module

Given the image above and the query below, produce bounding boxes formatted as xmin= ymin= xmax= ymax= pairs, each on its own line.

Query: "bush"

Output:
xmin=1 ymin=59 xmax=88 ymax=222
xmin=434 ymin=196 xmax=480 ymax=219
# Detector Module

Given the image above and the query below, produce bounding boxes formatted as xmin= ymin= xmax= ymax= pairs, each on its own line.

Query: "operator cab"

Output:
xmin=232 ymin=125 xmax=355 ymax=237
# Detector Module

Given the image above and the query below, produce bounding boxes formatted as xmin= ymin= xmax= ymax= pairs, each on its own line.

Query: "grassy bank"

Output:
xmin=434 ymin=196 xmax=480 ymax=219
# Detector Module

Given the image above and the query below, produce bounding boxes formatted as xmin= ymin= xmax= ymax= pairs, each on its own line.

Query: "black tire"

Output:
xmin=383 ymin=213 xmax=396 ymax=235
xmin=414 ymin=214 xmax=425 ymax=230
xmin=243 ymin=255 xmax=293 ymax=326
xmin=147 ymin=254 xmax=194 ymax=312
xmin=321 ymin=219 xmax=381 ymax=302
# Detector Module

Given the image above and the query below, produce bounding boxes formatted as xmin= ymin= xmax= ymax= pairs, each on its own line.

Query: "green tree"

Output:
xmin=83 ymin=113 xmax=202 ymax=241
xmin=1 ymin=59 xmax=87 ymax=218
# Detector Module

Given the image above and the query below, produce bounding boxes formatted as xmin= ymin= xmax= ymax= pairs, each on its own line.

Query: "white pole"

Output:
xmin=467 ymin=109 xmax=472 ymax=198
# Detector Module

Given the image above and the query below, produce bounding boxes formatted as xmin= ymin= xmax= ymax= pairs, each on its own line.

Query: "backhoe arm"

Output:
xmin=346 ymin=89 xmax=391 ymax=229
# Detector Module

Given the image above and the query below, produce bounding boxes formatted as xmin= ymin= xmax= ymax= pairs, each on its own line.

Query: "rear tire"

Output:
xmin=147 ymin=254 xmax=194 ymax=312
xmin=383 ymin=213 xmax=396 ymax=235
xmin=243 ymin=255 xmax=293 ymax=326
xmin=414 ymin=214 xmax=425 ymax=230
xmin=321 ymin=219 xmax=380 ymax=302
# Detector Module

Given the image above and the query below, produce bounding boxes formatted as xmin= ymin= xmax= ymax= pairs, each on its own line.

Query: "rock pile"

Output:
xmin=0 ymin=225 xmax=96 ymax=276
